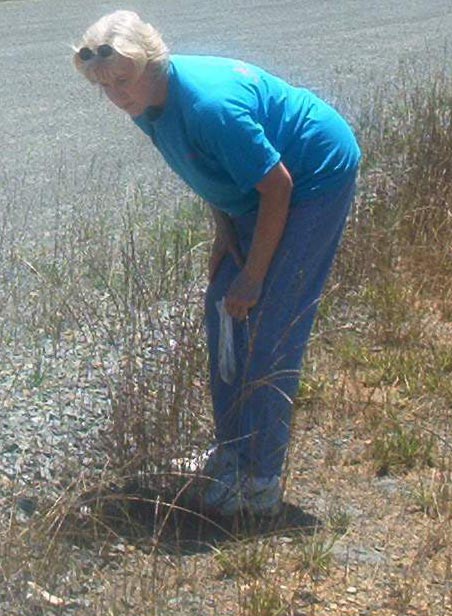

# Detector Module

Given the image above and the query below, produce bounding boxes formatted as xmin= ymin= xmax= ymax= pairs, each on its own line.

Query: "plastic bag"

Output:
xmin=216 ymin=297 xmax=236 ymax=384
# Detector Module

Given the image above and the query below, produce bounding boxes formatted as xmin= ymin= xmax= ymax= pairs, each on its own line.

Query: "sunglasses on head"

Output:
xmin=78 ymin=44 xmax=114 ymax=61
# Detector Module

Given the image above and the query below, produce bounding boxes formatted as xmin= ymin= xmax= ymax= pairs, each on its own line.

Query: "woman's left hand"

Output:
xmin=225 ymin=269 xmax=263 ymax=321
xmin=224 ymin=162 xmax=293 ymax=321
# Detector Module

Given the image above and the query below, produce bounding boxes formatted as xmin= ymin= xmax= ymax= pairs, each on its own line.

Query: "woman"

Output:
xmin=73 ymin=10 xmax=360 ymax=516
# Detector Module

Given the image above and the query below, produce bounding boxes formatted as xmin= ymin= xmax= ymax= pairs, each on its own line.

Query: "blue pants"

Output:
xmin=205 ymin=178 xmax=356 ymax=478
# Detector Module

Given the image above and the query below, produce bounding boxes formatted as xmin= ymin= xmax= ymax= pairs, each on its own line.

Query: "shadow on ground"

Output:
xmin=71 ymin=476 xmax=322 ymax=555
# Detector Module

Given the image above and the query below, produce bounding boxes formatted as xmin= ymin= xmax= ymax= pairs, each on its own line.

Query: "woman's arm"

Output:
xmin=225 ymin=162 xmax=293 ymax=320
xmin=208 ymin=206 xmax=244 ymax=282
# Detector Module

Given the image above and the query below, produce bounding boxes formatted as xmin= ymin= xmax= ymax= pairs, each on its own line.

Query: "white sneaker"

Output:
xmin=202 ymin=470 xmax=242 ymax=510
xmin=202 ymin=445 xmax=239 ymax=478
xmin=171 ymin=444 xmax=238 ymax=476
xmin=204 ymin=474 xmax=282 ymax=517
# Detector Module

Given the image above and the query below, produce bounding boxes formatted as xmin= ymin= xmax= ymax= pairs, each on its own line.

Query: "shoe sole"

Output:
xmin=219 ymin=496 xmax=282 ymax=517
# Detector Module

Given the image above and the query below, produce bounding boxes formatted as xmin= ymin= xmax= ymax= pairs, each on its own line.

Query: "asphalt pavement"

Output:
xmin=1 ymin=0 xmax=451 ymax=207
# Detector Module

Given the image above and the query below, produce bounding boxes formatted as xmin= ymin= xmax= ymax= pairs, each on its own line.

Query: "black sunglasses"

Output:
xmin=78 ymin=44 xmax=114 ymax=61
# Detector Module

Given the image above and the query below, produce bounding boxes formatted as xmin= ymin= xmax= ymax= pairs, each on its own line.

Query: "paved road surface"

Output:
xmin=1 ymin=0 xmax=451 ymax=210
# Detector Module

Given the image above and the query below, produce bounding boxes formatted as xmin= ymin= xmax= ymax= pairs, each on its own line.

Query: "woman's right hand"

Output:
xmin=208 ymin=208 xmax=244 ymax=283
xmin=208 ymin=234 xmax=229 ymax=282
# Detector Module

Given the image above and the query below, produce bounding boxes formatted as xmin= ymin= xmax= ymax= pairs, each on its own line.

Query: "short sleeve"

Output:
xmin=197 ymin=102 xmax=281 ymax=193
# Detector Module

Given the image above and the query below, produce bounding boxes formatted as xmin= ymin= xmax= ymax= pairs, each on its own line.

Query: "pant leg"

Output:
xmin=205 ymin=253 xmax=243 ymax=447
xmin=205 ymin=179 xmax=356 ymax=476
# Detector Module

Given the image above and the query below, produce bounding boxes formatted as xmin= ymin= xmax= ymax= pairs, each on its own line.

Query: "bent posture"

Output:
xmin=74 ymin=10 xmax=361 ymax=516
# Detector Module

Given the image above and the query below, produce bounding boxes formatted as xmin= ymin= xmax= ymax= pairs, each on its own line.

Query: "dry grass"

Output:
xmin=1 ymin=65 xmax=451 ymax=614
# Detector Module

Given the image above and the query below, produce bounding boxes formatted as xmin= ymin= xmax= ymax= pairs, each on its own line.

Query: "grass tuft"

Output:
xmin=370 ymin=418 xmax=436 ymax=476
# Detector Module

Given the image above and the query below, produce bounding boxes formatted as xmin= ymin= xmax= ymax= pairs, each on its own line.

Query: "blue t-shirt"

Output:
xmin=133 ymin=55 xmax=361 ymax=216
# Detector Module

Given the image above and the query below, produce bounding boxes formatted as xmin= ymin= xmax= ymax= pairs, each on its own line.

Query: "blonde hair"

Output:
xmin=73 ymin=10 xmax=169 ymax=83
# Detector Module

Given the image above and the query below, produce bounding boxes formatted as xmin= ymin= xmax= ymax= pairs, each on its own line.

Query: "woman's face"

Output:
xmin=95 ymin=55 xmax=154 ymax=117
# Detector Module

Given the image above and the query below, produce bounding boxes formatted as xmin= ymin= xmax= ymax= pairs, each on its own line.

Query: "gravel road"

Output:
xmin=1 ymin=0 xmax=451 ymax=196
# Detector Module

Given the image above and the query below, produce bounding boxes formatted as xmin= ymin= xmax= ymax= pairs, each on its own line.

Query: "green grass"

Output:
xmin=292 ymin=529 xmax=338 ymax=581
xmin=370 ymin=418 xmax=436 ymax=476
xmin=1 ymin=64 xmax=451 ymax=614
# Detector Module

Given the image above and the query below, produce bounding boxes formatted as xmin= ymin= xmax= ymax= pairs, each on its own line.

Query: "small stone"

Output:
xmin=17 ymin=497 xmax=38 ymax=516
xmin=346 ymin=586 xmax=358 ymax=594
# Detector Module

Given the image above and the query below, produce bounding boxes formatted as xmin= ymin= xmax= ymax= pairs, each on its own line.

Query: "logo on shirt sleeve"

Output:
xmin=233 ymin=65 xmax=259 ymax=84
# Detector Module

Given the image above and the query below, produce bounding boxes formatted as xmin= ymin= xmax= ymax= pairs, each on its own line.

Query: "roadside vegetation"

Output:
xmin=0 ymin=63 xmax=451 ymax=615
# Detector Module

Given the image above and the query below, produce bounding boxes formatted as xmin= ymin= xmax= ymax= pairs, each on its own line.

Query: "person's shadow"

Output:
xmin=73 ymin=474 xmax=322 ymax=555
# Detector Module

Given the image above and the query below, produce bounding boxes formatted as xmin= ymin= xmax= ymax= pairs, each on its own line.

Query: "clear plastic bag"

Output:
xmin=216 ymin=297 xmax=236 ymax=384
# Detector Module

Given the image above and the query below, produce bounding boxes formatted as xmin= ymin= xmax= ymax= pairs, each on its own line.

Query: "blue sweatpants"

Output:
xmin=205 ymin=178 xmax=357 ymax=478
